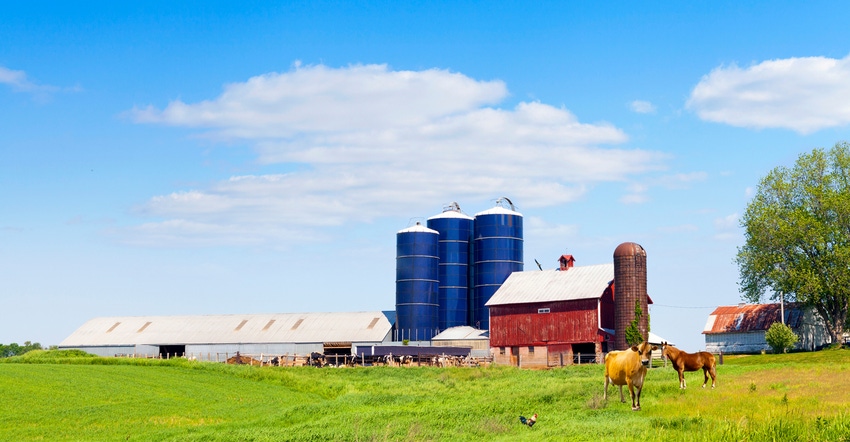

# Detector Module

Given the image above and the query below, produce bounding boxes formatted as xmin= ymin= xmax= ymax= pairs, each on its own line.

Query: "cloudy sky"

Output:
xmin=3 ymin=1 xmax=850 ymax=351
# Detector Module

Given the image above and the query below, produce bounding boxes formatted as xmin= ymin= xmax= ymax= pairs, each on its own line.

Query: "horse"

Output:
xmin=660 ymin=342 xmax=717 ymax=389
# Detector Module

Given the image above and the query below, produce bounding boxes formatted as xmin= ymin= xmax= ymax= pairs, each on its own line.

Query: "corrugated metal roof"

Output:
xmin=485 ymin=264 xmax=614 ymax=306
xmin=432 ymin=326 xmax=489 ymax=340
xmin=703 ymin=303 xmax=804 ymax=334
xmin=59 ymin=311 xmax=392 ymax=347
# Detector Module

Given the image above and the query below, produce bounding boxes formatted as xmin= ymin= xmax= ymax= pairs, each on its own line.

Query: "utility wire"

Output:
xmin=651 ymin=304 xmax=716 ymax=309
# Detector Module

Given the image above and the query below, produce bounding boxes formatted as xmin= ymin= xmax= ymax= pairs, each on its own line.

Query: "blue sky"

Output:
xmin=3 ymin=1 xmax=850 ymax=351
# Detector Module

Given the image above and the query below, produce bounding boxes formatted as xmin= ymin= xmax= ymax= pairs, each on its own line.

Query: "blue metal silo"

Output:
xmin=473 ymin=198 xmax=523 ymax=330
xmin=395 ymin=222 xmax=440 ymax=341
xmin=427 ymin=202 xmax=474 ymax=331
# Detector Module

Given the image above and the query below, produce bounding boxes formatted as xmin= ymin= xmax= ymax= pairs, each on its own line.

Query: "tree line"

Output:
xmin=0 ymin=341 xmax=50 ymax=357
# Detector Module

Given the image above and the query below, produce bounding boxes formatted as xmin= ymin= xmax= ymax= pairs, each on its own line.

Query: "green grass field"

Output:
xmin=2 ymin=348 xmax=849 ymax=441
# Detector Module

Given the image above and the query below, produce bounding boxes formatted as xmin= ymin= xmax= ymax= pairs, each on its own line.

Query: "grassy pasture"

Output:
xmin=1 ymin=349 xmax=849 ymax=441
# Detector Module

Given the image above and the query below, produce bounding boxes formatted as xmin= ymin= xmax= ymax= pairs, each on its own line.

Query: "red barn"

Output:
xmin=486 ymin=251 xmax=653 ymax=368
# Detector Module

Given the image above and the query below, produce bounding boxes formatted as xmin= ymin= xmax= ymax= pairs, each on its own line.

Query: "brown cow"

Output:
xmin=660 ymin=342 xmax=716 ymax=389
xmin=603 ymin=341 xmax=657 ymax=411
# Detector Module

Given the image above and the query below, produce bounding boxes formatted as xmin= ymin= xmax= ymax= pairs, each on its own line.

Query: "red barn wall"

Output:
xmin=489 ymin=298 xmax=600 ymax=347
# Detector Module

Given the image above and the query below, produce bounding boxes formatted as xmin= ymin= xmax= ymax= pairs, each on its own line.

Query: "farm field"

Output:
xmin=2 ymin=349 xmax=850 ymax=441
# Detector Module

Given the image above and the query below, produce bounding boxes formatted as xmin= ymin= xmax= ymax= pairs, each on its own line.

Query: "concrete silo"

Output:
xmin=613 ymin=242 xmax=649 ymax=350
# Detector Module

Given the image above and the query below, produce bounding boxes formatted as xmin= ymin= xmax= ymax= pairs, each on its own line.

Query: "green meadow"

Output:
xmin=2 ymin=348 xmax=849 ymax=441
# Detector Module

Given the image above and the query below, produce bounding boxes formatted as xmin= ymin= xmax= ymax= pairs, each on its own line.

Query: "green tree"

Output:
xmin=736 ymin=142 xmax=850 ymax=345
xmin=0 ymin=341 xmax=43 ymax=358
xmin=625 ymin=299 xmax=644 ymax=346
xmin=764 ymin=322 xmax=799 ymax=353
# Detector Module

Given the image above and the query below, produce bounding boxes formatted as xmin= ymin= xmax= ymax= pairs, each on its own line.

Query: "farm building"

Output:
xmin=431 ymin=325 xmax=490 ymax=357
xmin=703 ymin=303 xmax=831 ymax=354
xmin=59 ymin=311 xmax=394 ymax=360
xmin=485 ymin=243 xmax=653 ymax=369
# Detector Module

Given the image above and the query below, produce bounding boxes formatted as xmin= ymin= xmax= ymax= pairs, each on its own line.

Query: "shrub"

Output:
xmin=765 ymin=322 xmax=799 ymax=353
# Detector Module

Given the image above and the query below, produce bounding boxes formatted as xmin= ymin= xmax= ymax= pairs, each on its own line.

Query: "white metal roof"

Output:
xmin=432 ymin=326 xmax=489 ymax=340
xmin=427 ymin=210 xmax=473 ymax=221
xmin=397 ymin=223 xmax=439 ymax=234
xmin=59 ymin=311 xmax=392 ymax=347
xmin=474 ymin=206 xmax=523 ymax=217
xmin=485 ymin=264 xmax=614 ymax=306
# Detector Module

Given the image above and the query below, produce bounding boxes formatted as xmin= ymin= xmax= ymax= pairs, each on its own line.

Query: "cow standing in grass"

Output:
xmin=660 ymin=342 xmax=717 ymax=389
xmin=603 ymin=342 xmax=657 ymax=411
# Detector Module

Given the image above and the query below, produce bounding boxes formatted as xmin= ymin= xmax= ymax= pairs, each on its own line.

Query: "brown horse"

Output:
xmin=660 ymin=342 xmax=717 ymax=389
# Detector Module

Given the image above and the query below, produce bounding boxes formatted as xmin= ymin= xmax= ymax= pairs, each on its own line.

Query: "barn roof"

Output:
xmin=702 ymin=303 xmax=804 ymax=334
xmin=59 ymin=311 xmax=393 ymax=347
xmin=485 ymin=264 xmax=614 ymax=306
xmin=432 ymin=326 xmax=489 ymax=340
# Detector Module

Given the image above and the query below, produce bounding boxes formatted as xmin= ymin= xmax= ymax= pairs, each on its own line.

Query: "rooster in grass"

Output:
xmin=519 ymin=413 xmax=537 ymax=428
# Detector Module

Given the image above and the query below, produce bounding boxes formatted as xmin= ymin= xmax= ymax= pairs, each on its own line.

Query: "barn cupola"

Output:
xmin=558 ymin=254 xmax=575 ymax=271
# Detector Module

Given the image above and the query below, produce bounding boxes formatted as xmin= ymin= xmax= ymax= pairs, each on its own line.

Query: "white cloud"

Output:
xmin=629 ymin=100 xmax=656 ymax=114
xmin=524 ymin=216 xmax=579 ymax=239
xmin=620 ymin=193 xmax=649 ymax=204
xmin=616 ymin=171 xmax=706 ymax=206
xmin=128 ymin=63 xmax=668 ymax=246
xmin=687 ymin=54 xmax=850 ymax=134
xmin=713 ymin=213 xmax=740 ymax=240
xmin=0 ymin=66 xmax=33 ymax=90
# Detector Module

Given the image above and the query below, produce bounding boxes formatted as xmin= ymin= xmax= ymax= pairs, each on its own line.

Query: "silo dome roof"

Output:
xmin=397 ymin=223 xmax=439 ymax=234
xmin=474 ymin=206 xmax=523 ymax=217
xmin=614 ymin=242 xmax=646 ymax=257
xmin=427 ymin=210 xmax=474 ymax=221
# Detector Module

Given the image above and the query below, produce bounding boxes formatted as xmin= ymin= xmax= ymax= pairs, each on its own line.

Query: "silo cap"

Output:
xmin=474 ymin=206 xmax=523 ymax=217
xmin=397 ymin=222 xmax=440 ymax=234
xmin=613 ymin=242 xmax=646 ymax=257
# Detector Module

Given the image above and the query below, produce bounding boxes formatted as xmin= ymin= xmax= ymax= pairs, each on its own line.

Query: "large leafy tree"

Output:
xmin=737 ymin=142 xmax=850 ymax=345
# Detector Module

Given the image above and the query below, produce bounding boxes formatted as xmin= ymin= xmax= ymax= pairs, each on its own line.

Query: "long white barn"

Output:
xmin=59 ymin=311 xmax=394 ymax=359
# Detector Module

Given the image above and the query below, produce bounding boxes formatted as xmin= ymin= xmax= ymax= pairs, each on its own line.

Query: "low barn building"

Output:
xmin=703 ymin=303 xmax=830 ymax=354
xmin=431 ymin=326 xmax=490 ymax=358
xmin=59 ymin=311 xmax=394 ymax=360
xmin=487 ymin=261 xmax=651 ymax=368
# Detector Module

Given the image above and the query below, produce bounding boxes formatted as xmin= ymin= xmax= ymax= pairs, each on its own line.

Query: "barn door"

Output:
xmin=510 ymin=346 xmax=520 ymax=367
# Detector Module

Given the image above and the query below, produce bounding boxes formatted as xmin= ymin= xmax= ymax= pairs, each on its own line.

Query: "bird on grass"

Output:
xmin=519 ymin=413 xmax=537 ymax=428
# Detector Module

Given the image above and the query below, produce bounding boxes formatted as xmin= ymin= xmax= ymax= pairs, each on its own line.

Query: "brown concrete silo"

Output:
xmin=613 ymin=242 xmax=648 ymax=350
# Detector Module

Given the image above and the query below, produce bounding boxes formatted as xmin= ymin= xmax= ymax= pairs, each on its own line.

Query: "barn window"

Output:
xmin=499 ymin=347 xmax=505 ymax=355
xmin=262 ymin=319 xmax=276 ymax=331
xmin=528 ymin=346 xmax=534 ymax=354
xmin=106 ymin=322 xmax=121 ymax=333
xmin=234 ymin=319 xmax=248 ymax=331
xmin=538 ymin=308 xmax=550 ymax=314
xmin=137 ymin=322 xmax=152 ymax=333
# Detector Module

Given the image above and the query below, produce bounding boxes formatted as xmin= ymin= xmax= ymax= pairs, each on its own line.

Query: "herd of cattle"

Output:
xmin=224 ymin=351 xmax=483 ymax=368
xmin=604 ymin=341 xmax=717 ymax=411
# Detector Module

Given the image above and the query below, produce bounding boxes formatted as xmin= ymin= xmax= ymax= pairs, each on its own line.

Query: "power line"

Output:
xmin=651 ymin=304 xmax=716 ymax=309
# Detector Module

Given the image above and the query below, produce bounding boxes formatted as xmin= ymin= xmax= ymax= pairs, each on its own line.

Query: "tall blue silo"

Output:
xmin=427 ymin=202 xmax=474 ymax=331
xmin=473 ymin=198 xmax=523 ymax=330
xmin=395 ymin=222 xmax=440 ymax=341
